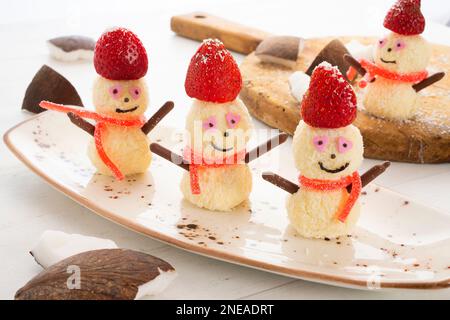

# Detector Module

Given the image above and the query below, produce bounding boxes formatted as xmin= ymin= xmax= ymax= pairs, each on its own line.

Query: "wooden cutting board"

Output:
xmin=171 ymin=12 xmax=450 ymax=163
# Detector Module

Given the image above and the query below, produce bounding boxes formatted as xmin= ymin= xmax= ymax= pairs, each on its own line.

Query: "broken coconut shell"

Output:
xmin=15 ymin=249 xmax=175 ymax=300
xmin=22 ymin=65 xmax=83 ymax=114
xmin=48 ymin=35 xmax=95 ymax=53
xmin=305 ymin=39 xmax=351 ymax=81
xmin=47 ymin=35 xmax=95 ymax=62
xmin=255 ymin=36 xmax=303 ymax=68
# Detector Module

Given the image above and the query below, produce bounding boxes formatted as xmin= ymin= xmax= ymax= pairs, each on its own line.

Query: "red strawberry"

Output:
xmin=383 ymin=0 xmax=425 ymax=36
xmin=301 ymin=62 xmax=357 ymax=129
xmin=94 ymin=28 xmax=148 ymax=80
xmin=185 ymin=39 xmax=242 ymax=103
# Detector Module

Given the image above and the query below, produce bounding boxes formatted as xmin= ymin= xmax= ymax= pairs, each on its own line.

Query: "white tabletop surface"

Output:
xmin=1 ymin=0 xmax=450 ymax=300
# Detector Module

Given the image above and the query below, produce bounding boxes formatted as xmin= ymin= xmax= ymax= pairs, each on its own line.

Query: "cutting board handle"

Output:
xmin=170 ymin=12 xmax=271 ymax=54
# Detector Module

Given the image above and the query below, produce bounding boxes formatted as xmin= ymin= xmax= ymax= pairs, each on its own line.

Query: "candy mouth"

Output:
xmin=318 ymin=161 xmax=349 ymax=173
xmin=211 ymin=142 xmax=234 ymax=152
xmin=115 ymin=106 xmax=139 ymax=113
xmin=380 ymin=57 xmax=396 ymax=64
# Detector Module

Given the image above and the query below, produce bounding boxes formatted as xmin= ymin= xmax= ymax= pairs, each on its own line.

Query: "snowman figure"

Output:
xmin=263 ymin=62 xmax=389 ymax=239
xmin=345 ymin=0 xmax=444 ymax=120
xmin=40 ymin=28 xmax=173 ymax=180
xmin=151 ymin=39 xmax=287 ymax=211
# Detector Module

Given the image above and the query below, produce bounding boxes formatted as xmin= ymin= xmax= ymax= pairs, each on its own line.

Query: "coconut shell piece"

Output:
xmin=15 ymin=249 xmax=175 ymax=300
xmin=305 ymin=39 xmax=351 ymax=80
xmin=255 ymin=36 xmax=303 ymax=68
xmin=47 ymin=36 xmax=95 ymax=62
xmin=22 ymin=65 xmax=83 ymax=114
xmin=48 ymin=35 xmax=95 ymax=53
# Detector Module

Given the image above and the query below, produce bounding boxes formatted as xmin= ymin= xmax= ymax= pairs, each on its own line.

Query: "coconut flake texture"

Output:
xmin=185 ymin=39 xmax=242 ymax=103
xmin=135 ymin=268 xmax=177 ymax=299
xmin=288 ymin=121 xmax=364 ymax=238
xmin=30 ymin=230 xmax=118 ymax=268
xmin=301 ymin=62 xmax=357 ymax=129
xmin=345 ymin=40 xmax=374 ymax=62
xmin=288 ymin=71 xmax=310 ymax=102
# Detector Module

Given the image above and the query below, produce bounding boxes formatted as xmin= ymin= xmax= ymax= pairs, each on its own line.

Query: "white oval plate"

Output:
xmin=4 ymin=111 xmax=450 ymax=290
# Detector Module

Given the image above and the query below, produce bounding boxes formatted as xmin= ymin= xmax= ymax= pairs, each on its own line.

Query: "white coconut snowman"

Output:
xmin=181 ymin=39 xmax=255 ymax=211
xmin=264 ymin=62 xmax=372 ymax=239
xmin=40 ymin=28 xmax=173 ymax=180
xmin=151 ymin=39 xmax=287 ymax=211
xmin=347 ymin=0 xmax=443 ymax=120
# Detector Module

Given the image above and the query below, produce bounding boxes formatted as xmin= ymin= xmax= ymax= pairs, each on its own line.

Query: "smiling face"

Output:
xmin=186 ymin=99 xmax=253 ymax=160
xmin=292 ymin=121 xmax=363 ymax=180
xmin=374 ymin=33 xmax=430 ymax=73
xmin=92 ymin=76 xmax=149 ymax=118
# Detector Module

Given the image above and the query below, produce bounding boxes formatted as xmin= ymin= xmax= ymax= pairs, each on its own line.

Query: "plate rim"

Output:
xmin=4 ymin=113 xmax=450 ymax=291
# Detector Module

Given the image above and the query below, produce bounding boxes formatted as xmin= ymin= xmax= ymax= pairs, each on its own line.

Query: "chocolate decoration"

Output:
xmin=263 ymin=162 xmax=390 ymax=194
xmin=141 ymin=101 xmax=175 ymax=135
xmin=255 ymin=36 xmax=303 ymax=68
xmin=67 ymin=112 xmax=95 ymax=137
xmin=150 ymin=143 xmax=190 ymax=171
xmin=306 ymin=39 xmax=351 ymax=80
xmin=262 ymin=172 xmax=299 ymax=194
xmin=22 ymin=65 xmax=83 ymax=114
xmin=15 ymin=249 xmax=174 ymax=300
xmin=348 ymin=161 xmax=390 ymax=193
xmin=245 ymin=133 xmax=289 ymax=163
xmin=413 ymin=72 xmax=445 ymax=92
xmin=48 ymin=35 xmax=95 ymax=53
xmin=343 ymin=54 xmax=367 ymax=76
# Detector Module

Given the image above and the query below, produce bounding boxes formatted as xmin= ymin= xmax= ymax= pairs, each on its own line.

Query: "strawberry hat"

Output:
xmin=301 ymin=62 xmax=357 ymax=129
xmin=383 ymin=0 xmax=425 ymax=35
xmin=94 ymin=27 xmax=148 ymax=80
xmin=185 ymin=39 xmax=242 ymax=103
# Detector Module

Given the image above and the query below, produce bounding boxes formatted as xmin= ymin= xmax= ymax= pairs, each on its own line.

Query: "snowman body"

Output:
xmin=363 ymin=32 xmax=430 ymax=120
xmin=181 ymin=164 xmax=252 ymax=211
xmin=287 ymin=187 xmax=361 ymax=239
xmin=287 ymin=121 xmax=364 ymax=239
xmin=88 ymin=125 xmax=151 ymax=176
xmin=364 ymin=78 xmax=417 ymax=119
xmin=88 ymin=76 xmax=152 ymax=176
xmin=181 ymin=99 xmax=254 ymax=211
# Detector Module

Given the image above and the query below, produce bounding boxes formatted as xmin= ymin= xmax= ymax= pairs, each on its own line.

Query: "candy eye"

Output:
xmin=337 ymin=137 xmax=353 ymax=153
xmin=378 ymin=38 xmax=387 ymax=48
xmin=202 ymin=116 xmax=217 ymax=131
xmin=129 ymin=86 xmax=141 ymax=100
xmin=312 ymin=136 xmax=329 ymax=152
xmin=394 ymin=40 xmax=406 ymax=51
xmin=109 ymin=85 xmax=122 ymax=99
xmin=226 ymin=112 xmax=241 ymax=128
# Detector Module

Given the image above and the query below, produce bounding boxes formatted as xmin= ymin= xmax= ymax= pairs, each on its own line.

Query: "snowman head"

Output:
xmin=92 ymin=27 xmax=149 ymax=118
xmin=293 ymin=122 xmax=363 ymax=179
xmin=93 ymin=77 xmax=149 ymax=118
xmin=186 ymin=99 xmax=253 ymax=160
xmin=184 ymin=39 xmax=251 ymax=160
xmin=376 ymin=0 xmax=429 ymax=73
xmin=296 ymin=62 xmax=363 ymax=179
xmin=374 ymin=33 xmax=430 ymax=73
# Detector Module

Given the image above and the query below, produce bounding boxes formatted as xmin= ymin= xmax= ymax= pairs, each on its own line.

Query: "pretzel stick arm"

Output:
xmin=343 ymin=54 xmax=367 ymax=76
xmin=67 ymin=112 xmax=95 ymax=136
xmin=245 ymin=133 xmax=289 ymax=163
xmin=150 ymin=143 xmax=190 ymax=171
xmin=262 ymin=171 xmax=299 ymax=194
xmin=142 ymin=101 xmax=175 ymax=135
xmin=413 ymin=72 xmax=445 ymax=92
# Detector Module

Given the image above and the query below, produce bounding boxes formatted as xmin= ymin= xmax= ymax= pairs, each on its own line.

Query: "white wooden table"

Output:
xmin=1 ymin=0 xmax=450 ymax=299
